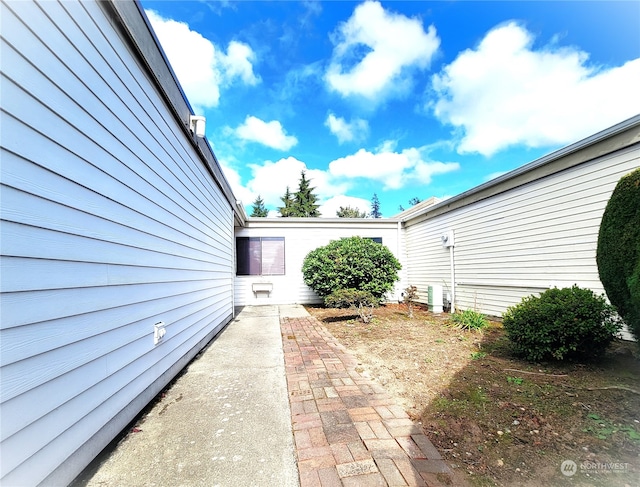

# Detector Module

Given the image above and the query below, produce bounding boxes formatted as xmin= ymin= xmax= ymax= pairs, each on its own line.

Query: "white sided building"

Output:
xmin=0 ymin=0 xmax=638 ymax=485
xmin=402 ymin=121 xmax=640 ymax=317
xmin=1 ymin=1 xmax=241 ymax=485
xmin=234 ymin=217 xmax=404 ymax=306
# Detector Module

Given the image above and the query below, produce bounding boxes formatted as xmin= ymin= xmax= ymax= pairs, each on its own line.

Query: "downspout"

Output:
xmin=449 ymin=243 xmax=455 ymax=313
xmin=397 ymin=220 xmax=403 ymax=300
xmin=232 ymin=201 xmax=246 ymax=318
xmin=442 ymin=230 xmax=455 ymax=312
xmin=231 ymin=210 xmax=236 ymax=318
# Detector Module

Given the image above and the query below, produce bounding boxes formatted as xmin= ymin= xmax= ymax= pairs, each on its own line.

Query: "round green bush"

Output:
xmin=596 ymin=168 xmax=640 ymax=342
xmin=302 ymin=236 xmax=401 ymax=301
xmin=502 ymin=285 xmax=621 ymax=362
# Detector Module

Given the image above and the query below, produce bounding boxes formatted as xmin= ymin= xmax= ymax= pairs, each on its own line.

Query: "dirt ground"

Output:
xmin=305 ymin=303 xmax=640 ymax=487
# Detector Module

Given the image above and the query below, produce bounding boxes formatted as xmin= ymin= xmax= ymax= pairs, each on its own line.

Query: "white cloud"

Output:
xmin=276 ymin=62 xmax=324 ymax=102
xmin=145 ymin=10 xmax=259 ymax=114
xmin=223 ymin=146 xmax=454 ymax=217
xmin=325 ymin=1 xmax=440 ymax=101
xmin=413 ymin=160 xmax=463 ymax=183
xmin=219 ymin=41 xmax=260 ymax=86
xmin=431 ymin=22 xmax=640 ymax=156
xmin=325 ymin=113 xmax=369 ymax=143
xmin=224 ymin=169 xmax=253 ymax=206
xmin=320 ymin=195 xmax=371 ymax=218
xmin=235 ymin=116 xmax=298 ymax=150
xmin=300 ymin=1 xmax=322 ymax=27
xmin=328 ymin=144 xmax=459 ymax=190
xmin=246 ymin=157 xmax=307 ymax=207
xmin=243 ymin=157 xmax=349 ymax=213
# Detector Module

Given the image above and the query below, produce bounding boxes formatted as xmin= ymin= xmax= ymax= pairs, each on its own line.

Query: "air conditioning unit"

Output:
xmin=427 ymin=285 xmax=443 ymax=313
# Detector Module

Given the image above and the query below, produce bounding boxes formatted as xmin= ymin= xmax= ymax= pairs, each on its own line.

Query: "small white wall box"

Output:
xmin=252 ymin=282 xmax=273 ymax=297
xmin=154 ymin=322 xmax=166 ymax=345
xmin=427 ymin=285 xmax=444 ymax=313
xmin=441 ymin=231 xmax=455 ymax=248
xmin=189 ymin=115 xmax=206 ymax=137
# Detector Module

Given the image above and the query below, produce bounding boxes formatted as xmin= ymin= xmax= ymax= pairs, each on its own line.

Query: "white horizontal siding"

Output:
xmin=0 ymin=1 xmax=234 ymax=485
xmin=405 ymin=144 xmax=639 ymax=317
xmin=234 ymin=221 xmax=402 ymax=306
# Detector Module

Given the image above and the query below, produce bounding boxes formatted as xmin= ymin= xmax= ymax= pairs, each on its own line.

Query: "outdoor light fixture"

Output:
xmin=189 ymin=115 xmax=206 ymax=137
xmin=441 ymin=230 xmax=455 ymax=248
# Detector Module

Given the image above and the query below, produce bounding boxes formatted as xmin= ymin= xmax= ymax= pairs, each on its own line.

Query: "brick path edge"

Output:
xmin=281 ymin=316 xmax=454 ymax=487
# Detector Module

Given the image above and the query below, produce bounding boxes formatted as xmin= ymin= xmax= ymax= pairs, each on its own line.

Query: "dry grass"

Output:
xmin=306 ymin=303 xmax=640 ymax=487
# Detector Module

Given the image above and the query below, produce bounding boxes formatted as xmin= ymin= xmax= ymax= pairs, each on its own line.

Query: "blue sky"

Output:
xmin=141 ymin=1 xmax=640 ymax=217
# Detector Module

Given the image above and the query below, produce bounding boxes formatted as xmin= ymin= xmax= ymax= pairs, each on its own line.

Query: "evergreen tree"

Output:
xmin=250 ymin=195 xmax=269 ymax=217
xmin=370 ymin=193 xmax=382 ymax=218
xmin=596 ymin=168 xmax=640 ymax=343
xmin=278 ymin=186 xmax=295 ymax=217
xmin=399 ymin=196 xmax=423 ymax=212
xmin=336 ymin=206 xmax=368 ymax=218
xmin=292 ymin=171 xmax=321 ymax=217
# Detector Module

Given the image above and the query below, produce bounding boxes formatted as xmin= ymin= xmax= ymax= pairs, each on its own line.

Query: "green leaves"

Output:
xmin=250 ymin=195 xmax=269 ymax=217
xmin=583 ymin=413 xmax=640 ymax=443
xmin=302 ymin=236 xmax=401 ymax=301
xmin=450 ymin=309 xmax=489 ymax=331
xmin=597 ymin=168 xmax=640 ymax=343
xmin=278 ymin=171 xmax=321 ymax=217
xmin=502 ymin=285 xmax=622 ymax=362
xmin=324 ymin=288 xmax=378 ymax=323
xmin=336 ymin=206 xmax=368 ymax=218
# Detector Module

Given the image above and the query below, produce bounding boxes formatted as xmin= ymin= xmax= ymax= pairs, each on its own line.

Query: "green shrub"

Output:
xmin=596 ymin=168 xmax=640 ymax=343
xmin=502 ymin=285 xmax=621 ymax=362
xmin=325 ymin=288 xmax=378 ymax=323
xmin=324 ymin=288 xmax=377 ymax=308
xmin=450 ymin=309 xmax=489 ymax=331
xmin=302 ymin=237 xmax=401 ymax=301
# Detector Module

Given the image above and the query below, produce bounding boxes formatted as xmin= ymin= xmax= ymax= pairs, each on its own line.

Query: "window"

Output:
xmin=236 ymin=237 xmax=285 ymax=276
xmin=367 ymin=237 xmax=383 ymax=244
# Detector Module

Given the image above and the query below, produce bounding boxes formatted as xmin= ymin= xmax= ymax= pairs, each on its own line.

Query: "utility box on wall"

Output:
xmin=441 ymin=231 xmax=455 ymax=248
xmin=427 ymin=285 xmax=444 ymax=313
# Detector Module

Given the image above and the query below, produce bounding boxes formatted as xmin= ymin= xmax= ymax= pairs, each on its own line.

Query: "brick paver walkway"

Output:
xmin=281 ymin=316 xmax=453 ymax=487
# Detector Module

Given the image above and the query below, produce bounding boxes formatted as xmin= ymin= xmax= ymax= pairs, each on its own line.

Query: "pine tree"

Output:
xmin=370 ymin=193 xmax=382 ymax=218
xmin=250 ymin=195 xmax=269 ymax=217
xmin=278 ymin=186 xmax=295 ymax=217
xmin=336 ymin=206 xmax=368 ymax=218
xmin=399 ymin=196 xmax=422 ymax=212
xmin=292 ymin=171 xmax=321 ymax=217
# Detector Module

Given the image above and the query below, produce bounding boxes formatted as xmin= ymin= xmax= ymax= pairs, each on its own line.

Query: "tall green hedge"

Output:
xmin=596 ymin=168 xmax=640 ymax=342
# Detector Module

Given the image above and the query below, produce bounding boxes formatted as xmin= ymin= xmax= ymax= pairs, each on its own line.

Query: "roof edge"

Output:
xmin=242 ymin=217 xmax=401 ymax=226
xmin=103 ymin=0 xmax=244 ymax=225
xmin=404 ymin=114 xmax=640 ymax=225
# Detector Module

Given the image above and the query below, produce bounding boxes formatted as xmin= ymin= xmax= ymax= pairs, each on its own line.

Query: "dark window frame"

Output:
xmin=236 ymin=237 xmax=285 ymax=276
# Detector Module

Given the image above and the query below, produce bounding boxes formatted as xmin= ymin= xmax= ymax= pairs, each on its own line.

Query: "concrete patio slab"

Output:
xmin=75 ymin=305 xmax=299 ymax=487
